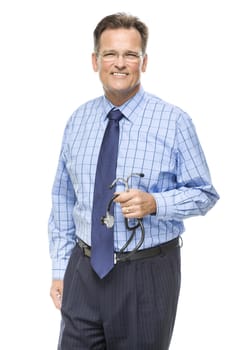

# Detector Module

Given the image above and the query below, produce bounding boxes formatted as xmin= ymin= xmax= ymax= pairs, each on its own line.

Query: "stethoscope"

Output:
xmin=101 ymin=173 xmax=145 ymax=259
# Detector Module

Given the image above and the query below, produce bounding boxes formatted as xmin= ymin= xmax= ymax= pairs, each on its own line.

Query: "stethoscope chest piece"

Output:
xmin=101 ymin=211 xmax=114 ymax=228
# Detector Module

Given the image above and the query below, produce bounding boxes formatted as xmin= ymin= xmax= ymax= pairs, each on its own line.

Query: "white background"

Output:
xmin=0 ymin=1 xmax=232 ymax=349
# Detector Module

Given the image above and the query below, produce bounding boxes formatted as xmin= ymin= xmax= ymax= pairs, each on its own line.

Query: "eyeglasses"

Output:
xmin=101 ymin=173 xmax=145 ymax=261
xmin=98 ymin=50 xmax=143 ymax=63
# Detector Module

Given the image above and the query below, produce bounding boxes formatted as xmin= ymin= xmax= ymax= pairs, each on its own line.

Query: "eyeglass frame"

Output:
xmin=96 ymin=50 xmax=144 ymax=63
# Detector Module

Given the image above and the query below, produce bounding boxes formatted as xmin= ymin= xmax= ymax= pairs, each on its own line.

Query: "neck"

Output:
xmin=104 ymin=84 xmax=141 ymax=106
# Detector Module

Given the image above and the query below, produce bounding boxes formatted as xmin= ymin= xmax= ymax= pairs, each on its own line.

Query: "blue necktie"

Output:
xmin=91 ymin=109 xmax=124 ymax=278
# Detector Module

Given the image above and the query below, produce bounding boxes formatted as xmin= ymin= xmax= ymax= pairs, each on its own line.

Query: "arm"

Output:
xmin=115 ymin=114 xmax=219 ymax=220
xmin=153 ymin=114 xmax=219 ymax=220
xmin=48 ymin=123 xmax=77 ymax=281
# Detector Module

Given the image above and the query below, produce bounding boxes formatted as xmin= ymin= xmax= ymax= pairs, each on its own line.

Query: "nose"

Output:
xmin=114 ymin=55 xmax=126 ymax=68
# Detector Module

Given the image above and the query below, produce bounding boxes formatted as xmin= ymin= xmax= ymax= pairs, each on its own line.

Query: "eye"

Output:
xmin=125 ymin=53 xmax=138 ymax=58
xmin=103 ymin=52 xmax=116 ymax=58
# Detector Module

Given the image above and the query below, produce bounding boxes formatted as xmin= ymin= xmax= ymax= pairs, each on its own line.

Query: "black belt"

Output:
xmin=78 ymin=236 xmax=180 ymax=264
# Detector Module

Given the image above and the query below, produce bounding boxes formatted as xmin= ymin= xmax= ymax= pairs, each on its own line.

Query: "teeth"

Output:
xmin=113 ymin=73 xmax=127 ymax=76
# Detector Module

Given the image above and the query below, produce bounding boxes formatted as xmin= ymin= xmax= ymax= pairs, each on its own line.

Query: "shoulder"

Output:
xmin=72 ymin=95 xmax=104 ymax=118
xmin=65 ymin=96 xmax=104 ymax=128
xmin=143 ymin=91 xmax=195 ymax=129
xmin=144 ymin=91 xmax=190 ymax=118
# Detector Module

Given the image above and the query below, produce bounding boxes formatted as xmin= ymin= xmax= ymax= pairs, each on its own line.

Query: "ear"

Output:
xmin=92 ymin=53 xmax=99 ymax=72
xmin=141 ymin=54 xmax=148 ymax=73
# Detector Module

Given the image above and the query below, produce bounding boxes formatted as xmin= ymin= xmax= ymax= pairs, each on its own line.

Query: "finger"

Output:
xmin=123 ymin=205 xmax=138 ymax=218
xmin=52 ymin=292 xmax=62 ymax=309
xmin=123 ymin=207 xmax=131 ymax=215
xmin=50 ymin=287 xmax=62 ymax=310
xmin=113 ymin=191 xmax=134 ymax=204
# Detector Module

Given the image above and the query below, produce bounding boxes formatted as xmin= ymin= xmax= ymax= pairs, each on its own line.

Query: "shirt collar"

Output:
xmin=102 ymin=86 xmax=146 ymax=122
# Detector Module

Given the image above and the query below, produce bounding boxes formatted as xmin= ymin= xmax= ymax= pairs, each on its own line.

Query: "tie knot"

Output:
xmin=107 ymin=109 xmax=124 ymax=122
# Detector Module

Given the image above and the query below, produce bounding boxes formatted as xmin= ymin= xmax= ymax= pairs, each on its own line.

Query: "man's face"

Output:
xmin=92 ymin=28 xmax=148 ymax=105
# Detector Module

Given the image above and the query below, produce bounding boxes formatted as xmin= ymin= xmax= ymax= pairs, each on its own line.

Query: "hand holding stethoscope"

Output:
xmin=111 ymin=173 xmax=156 ymax=220
xmin=101 ymin=173 xmax=157 ymax=256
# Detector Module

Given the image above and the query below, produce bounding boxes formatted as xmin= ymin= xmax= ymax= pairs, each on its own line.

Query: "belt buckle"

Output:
xmin=79 ymin=242 xmax=86 ymax=255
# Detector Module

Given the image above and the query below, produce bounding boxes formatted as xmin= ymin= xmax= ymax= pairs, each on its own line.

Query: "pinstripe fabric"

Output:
xmin=48 ymin=87 xmax=219 ymax=279
xmin=58 ymin=243 xmax=181 ymax=350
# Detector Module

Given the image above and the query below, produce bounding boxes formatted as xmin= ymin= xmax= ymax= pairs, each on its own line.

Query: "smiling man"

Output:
xmin=92 ymin=26 xmax=147 ymax=105
xmin=48 ymin=12 xmax=219 ymax=350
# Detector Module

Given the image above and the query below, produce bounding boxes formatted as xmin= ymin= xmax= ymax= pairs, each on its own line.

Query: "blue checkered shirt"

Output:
xmin=48 ymin=87 xmax=219 ymax=279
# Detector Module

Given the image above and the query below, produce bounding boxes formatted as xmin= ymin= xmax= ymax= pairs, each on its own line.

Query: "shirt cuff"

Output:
xmin=151 ymin=192 xmax=174 ymax=219
xmin=51 ymin=259 xmax=69 ymax=280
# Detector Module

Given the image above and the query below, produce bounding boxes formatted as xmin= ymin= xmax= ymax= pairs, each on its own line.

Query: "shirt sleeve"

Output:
xmin=48 ymin=121 xmax=77 ymax=280
xmin=153 ymin=112 xmax=219 ymax=220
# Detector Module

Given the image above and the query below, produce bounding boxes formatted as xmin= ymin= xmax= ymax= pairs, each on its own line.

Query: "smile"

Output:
xmin=112 ymin=72 xmax=129 ymax=76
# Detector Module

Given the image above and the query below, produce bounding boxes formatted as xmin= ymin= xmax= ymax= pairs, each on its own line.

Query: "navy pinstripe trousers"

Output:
xmin=58 ymin=242 xmax=181 ymax=350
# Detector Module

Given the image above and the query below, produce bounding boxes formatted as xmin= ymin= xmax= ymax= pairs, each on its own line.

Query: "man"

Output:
xmin=48 ymin=12 xmax=219 ymax=349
